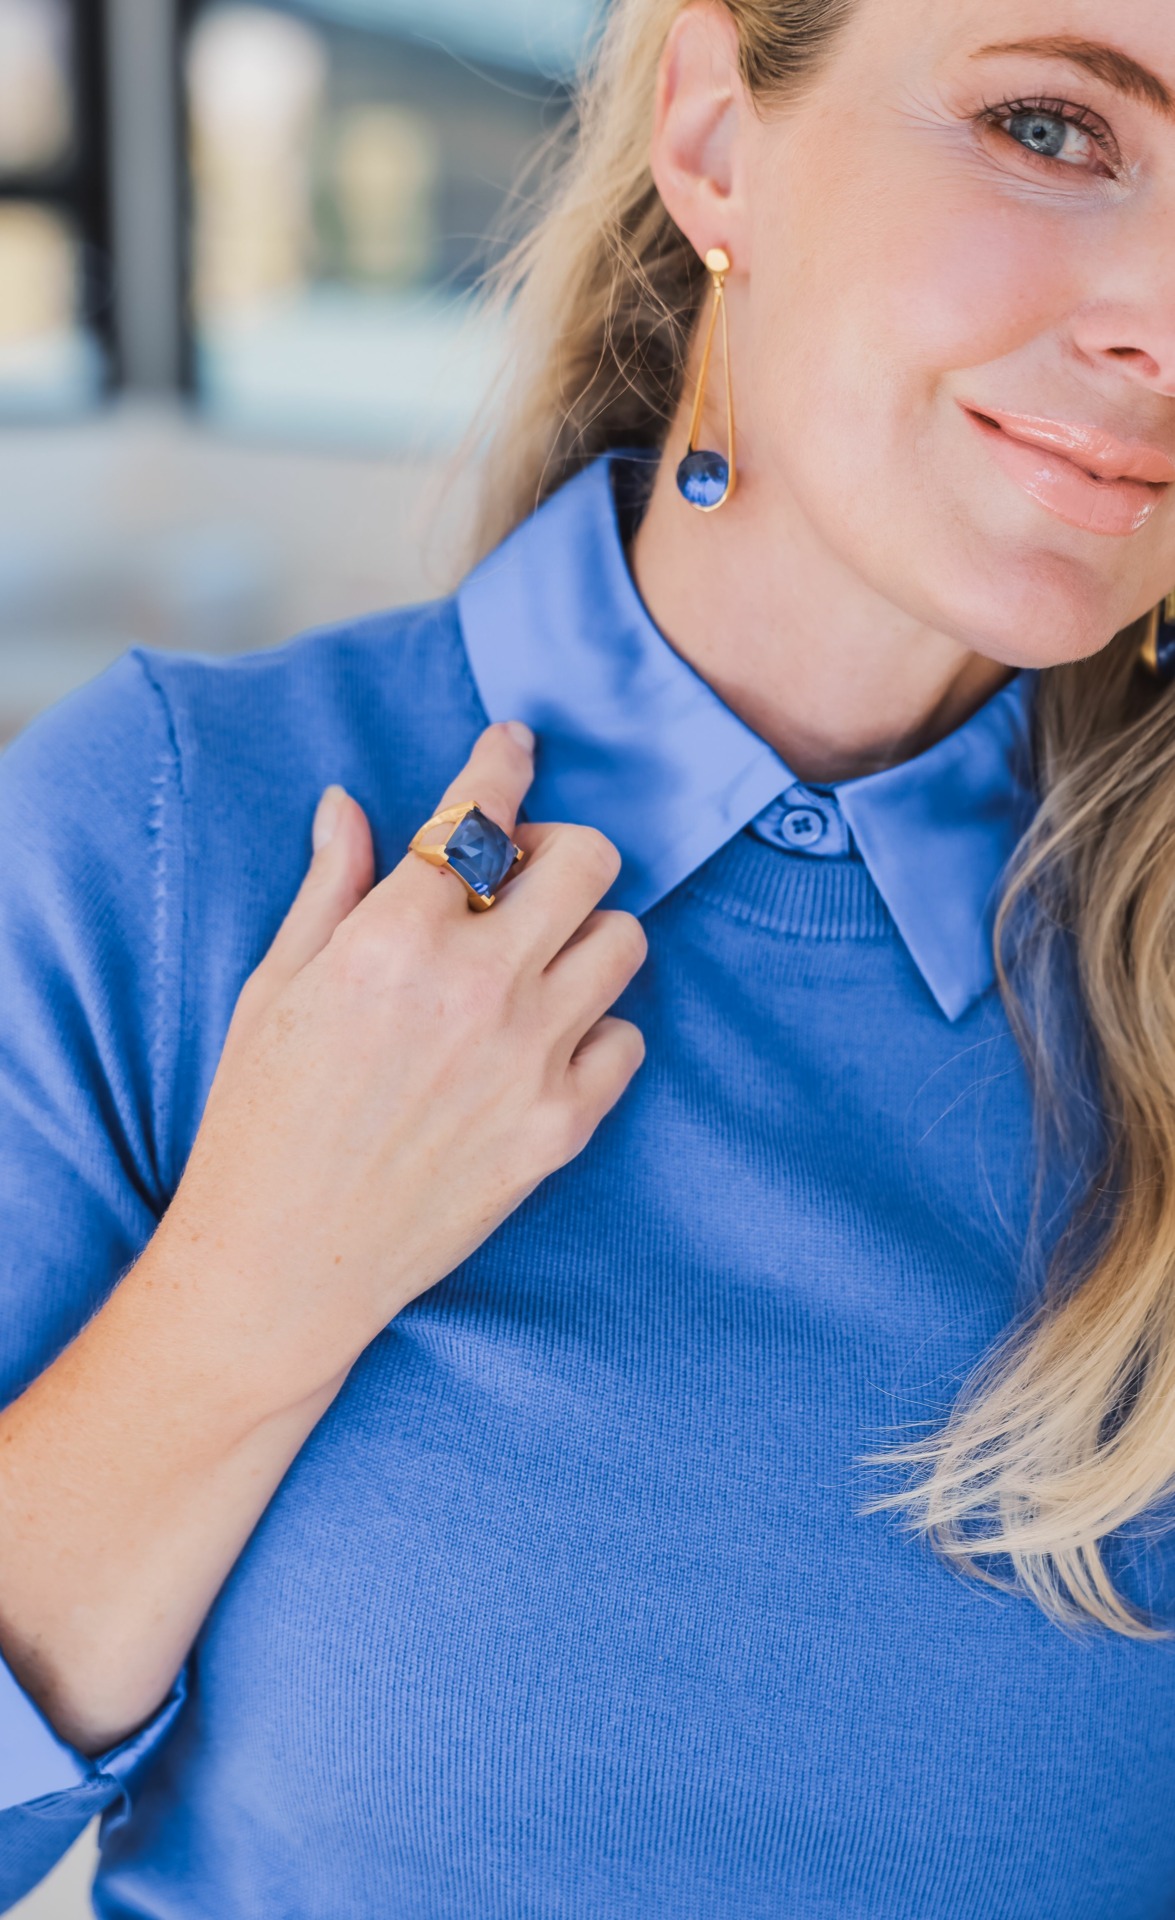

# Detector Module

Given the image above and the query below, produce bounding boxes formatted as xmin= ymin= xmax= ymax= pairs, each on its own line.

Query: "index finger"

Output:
xmin=379 ymin=720 xmax=537 ymax=921
xmin=432 ymin=720 xmax=536 ymax=839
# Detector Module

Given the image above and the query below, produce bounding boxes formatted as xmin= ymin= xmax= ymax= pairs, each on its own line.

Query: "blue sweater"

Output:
xmin=2 ymin=459 xmax=1175 ymax=1917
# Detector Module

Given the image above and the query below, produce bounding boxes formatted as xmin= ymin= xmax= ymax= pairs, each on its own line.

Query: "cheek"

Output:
xmin=748 ymin=142 xmax=1085 ymax=437
xmin=869 ymin=192 xmax=1081 ymax=378
xmin=740 ymin=146 xmax=1133 ymax=654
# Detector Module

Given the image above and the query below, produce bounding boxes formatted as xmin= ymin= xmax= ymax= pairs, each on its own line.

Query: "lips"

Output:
xmin=961 ymin=403 xmax=1174 ymax=537
xmin=969 ymin=407 xmax=1175 ymax=485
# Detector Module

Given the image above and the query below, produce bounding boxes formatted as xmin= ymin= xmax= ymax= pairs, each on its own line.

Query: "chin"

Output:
xmin=918 ymin=539 xmax=1145 ymax=671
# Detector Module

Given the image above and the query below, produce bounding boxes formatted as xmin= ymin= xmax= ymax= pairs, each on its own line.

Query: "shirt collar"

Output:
xmin=456 ymin=452 xmax=1035 ymax=1022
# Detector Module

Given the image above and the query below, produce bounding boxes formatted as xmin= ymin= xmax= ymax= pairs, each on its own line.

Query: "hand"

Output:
xmin=0 ymin=722 xmax=648 ymax=1755
xmin=156 ymin=721 xmax=648 ymax=1407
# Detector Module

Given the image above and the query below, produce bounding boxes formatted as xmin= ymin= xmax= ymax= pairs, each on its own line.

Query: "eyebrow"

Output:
xmin=973 ymin=38 xmax=1175 ymax=119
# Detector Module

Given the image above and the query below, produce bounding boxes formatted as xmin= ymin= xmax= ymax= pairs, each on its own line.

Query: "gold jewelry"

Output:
xmin=675 ymin=247 xmax=736 ymax=513
xmin=408 ymin=801 xmax=523 ymax=910
xmin=1139 ymin=591 xmax=1175 ymax=685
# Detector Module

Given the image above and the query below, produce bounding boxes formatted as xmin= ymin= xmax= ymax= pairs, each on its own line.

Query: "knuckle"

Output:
xmin=470 ymin=788 xmax=514 ymax=835
xmin=601 ymin=1018 xmax=646 ymax=1083
xmin=611 ymin=911 xmax=648 ymax=971
xmin=563 ymin=824 xmax=622 ymax=889
xmin=446 ymin=726 xmax=529 ymax=821
xmin=447 ymin=953 xmax=514 ymax=1027
xmin=535 ymin=1098 xmax=589 ymax=1171
xmin=331 ymin=913 xmax=396 ymax=991
xmin=619 ymin=1019 xmax=647 ymax=1070
xmin=386 ymin=890 xmax=439 ymax=952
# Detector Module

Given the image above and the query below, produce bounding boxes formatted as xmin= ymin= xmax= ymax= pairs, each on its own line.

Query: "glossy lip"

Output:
xmin=966 ymin=406 xmax=1175 ymax=485
xmin=960 ymin=402 xmax=1173 ymax=537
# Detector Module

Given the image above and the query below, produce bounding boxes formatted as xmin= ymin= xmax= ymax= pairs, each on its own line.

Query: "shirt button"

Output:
xmin=780 ymin=807 xmax=826 ymax=849
xmin=748 ymin=783 xmax=851 ymax=858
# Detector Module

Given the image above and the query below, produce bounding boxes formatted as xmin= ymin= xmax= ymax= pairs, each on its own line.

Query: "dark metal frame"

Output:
xmin=104 ymin=0 xmax=190 ymax=394
xmin=24 ymin=0 xmax=572 ymax=412
xmin=0 ymin=0 xmax=118 ymax=387
xmin=175 ymin=0 xmax=200 ymax=392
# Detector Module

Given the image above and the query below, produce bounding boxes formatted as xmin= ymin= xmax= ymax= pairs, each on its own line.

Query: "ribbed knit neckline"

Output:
xmin=682 ymin=827 xmax=895 ymax=941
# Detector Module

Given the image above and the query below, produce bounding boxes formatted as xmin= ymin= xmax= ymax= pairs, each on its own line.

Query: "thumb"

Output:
xmin=257 ymin=786 xmax=376 ymax=994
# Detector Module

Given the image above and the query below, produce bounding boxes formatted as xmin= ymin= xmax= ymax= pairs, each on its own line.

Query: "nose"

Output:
xmin=1077 ymin=331 xmax=1175 ymax=397
xmin=1069 ymin=232 xmax=1175 ymax=399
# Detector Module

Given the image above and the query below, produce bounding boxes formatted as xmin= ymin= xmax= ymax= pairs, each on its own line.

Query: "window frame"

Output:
xmin=0 ymin=0 xmax=118 ymax=390
xmin=175 ymin=0 xmax=199 ymax=393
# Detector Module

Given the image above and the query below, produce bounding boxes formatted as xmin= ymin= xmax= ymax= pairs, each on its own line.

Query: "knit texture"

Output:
xmin=2 ymin=605 xmax=1175 ymax=1917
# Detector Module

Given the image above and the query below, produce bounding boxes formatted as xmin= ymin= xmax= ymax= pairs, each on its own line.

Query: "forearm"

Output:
xmin=0 ymin=723 xmax=643 ymax=1763
xmin=0 ymin=1231 xmax=353 ymax=1756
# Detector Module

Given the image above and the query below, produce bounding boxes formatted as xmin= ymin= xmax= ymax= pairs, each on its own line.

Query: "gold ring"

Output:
xmin=408 ymin=801 xmax=524 ymax=911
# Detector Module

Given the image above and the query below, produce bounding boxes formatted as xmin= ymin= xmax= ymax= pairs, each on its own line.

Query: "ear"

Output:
xmin=650 ymin=2 xmax=752 ymax=268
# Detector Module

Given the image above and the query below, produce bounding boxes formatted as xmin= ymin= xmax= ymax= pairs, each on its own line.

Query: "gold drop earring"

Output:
xmin=676 ymin=247 xmax=736 ymax=512
xmin=1139 ymin=590 xmax=1175 ymax=684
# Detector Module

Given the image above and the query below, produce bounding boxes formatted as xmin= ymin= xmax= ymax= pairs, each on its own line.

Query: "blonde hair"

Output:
xmin=471 ymin=0 xmax=1175 ymax=1637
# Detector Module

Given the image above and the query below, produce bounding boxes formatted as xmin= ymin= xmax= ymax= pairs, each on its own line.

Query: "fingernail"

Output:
xmin=504 ymin=720 xmax=535 ymax=753
xmin=313 ymin=785 xmax=346 ymax=853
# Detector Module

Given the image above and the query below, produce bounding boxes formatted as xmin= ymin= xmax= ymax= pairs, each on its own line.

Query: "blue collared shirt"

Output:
xmin=459 ymin=452 xmax=1035 ymax=1020
xmin=6 ymin=452 xmax=1173 ymax=1920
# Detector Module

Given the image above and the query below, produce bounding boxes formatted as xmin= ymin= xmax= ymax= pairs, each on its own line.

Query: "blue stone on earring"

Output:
xmin=676 ymin=449 xmax=730 ymax=510
xmin=1155 ymin=617 xmax=1175 ymax=685
xmin=678 ymin=247 xmax=735 ymax=513
xmin=1140 ymin=590 xmax=1175 ymax=686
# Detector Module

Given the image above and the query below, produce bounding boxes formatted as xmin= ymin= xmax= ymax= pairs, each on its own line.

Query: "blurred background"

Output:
xmin=0 ymin=0 xmax=596 ymax=744
xmin=3 ymin=0 xmax=593 ymax=1911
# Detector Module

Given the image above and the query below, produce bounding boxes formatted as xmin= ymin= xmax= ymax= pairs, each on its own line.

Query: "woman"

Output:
xmin=3 ymin=0 xmax=1175 ymax=1910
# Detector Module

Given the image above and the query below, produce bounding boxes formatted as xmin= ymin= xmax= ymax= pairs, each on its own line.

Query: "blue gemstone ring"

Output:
xmin=408 ymin=801 xmax=524 ymax=910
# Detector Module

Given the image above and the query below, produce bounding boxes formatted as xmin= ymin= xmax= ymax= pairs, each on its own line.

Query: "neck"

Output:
xmin=629 ymin=446 xmax=1012 ymax=787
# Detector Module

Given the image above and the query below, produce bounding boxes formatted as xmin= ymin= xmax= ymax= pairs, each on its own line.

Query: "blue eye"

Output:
xmin=984 ymin=97 xmax=1119 ymax=175
xmin=1007 ymin=109 xmax=1068 ymax=158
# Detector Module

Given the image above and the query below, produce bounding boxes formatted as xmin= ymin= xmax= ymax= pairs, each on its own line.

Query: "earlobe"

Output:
xmin=649 ymin=1 xmax=748 ymax=266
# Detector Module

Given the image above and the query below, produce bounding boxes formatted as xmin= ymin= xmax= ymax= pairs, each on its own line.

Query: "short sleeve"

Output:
xmin=0 ymin=1656 xmax=186 ymax=1907
xmin=0 ymin=653 xmax=187 ymax=1902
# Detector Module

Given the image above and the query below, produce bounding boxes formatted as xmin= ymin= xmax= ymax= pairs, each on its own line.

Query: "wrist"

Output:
xmin=120 ymin=1224 xmax=366 ymax=1438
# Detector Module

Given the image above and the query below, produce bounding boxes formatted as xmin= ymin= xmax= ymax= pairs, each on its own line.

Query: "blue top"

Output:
xmin=458 ymin=455 xmax=1034 ymax=1021
xmin=1 ymin=454 xmax=1174 ymax=1918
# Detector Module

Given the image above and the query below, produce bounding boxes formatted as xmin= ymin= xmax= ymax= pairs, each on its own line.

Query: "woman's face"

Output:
xmin=736 ymin=0 xmax=1175 ymax=666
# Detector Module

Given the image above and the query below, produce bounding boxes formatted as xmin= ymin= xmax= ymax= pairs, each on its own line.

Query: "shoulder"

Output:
xmin=0 ymin=596 xmax=490 ymax=1171
xmin=0 ymin=644 xmax=174 ymax=848
xmin=3 ymin=592 xmax=486 ymax=882
xmin=0 ymin=649 xmax=180 ymax=1006
xmin=134 ymin=593 xmax=488 ymax=928
xmin=140 ymin=592 xmax=480 ymax=805
xmin=2 ymin=593 xmax=479 ymax=818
